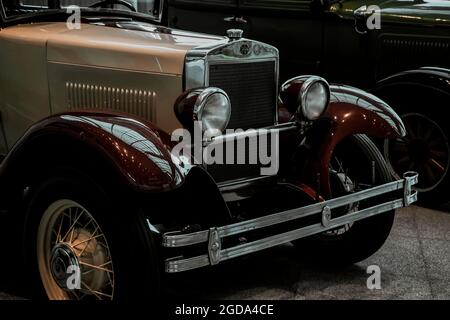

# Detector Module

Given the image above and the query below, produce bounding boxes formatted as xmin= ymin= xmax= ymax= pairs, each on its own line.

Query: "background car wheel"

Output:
xmin=24 ymin=167 xmax=161 ymax=300
xmin=293 ymin=134 xmax=395 ymax=266
xmin=385 ymin=112 xmax=450 ymax=207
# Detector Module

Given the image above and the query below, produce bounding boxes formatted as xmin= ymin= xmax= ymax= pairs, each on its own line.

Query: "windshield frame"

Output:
xmin=0 ymin=0 xmax=164 ymax=27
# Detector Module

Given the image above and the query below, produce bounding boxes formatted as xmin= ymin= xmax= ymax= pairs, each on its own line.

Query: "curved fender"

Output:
xmin=301 ymin=84 xmax=406 ymax=198
xmin=373 ymin=67 xmax=450 ymax=96
xmin=0 ymin=111 xmax=188 ymax=193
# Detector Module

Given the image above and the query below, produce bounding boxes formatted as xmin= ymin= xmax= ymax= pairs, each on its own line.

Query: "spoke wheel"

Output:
xmin=292 ymin=135 xmax=395 ymax=266
xmin=323 ymin=171 xmax=357 ymax=237
xmin=37 ymin=199 xmax=115 ymax=300
xmin=384 ymin=113 xmax=450 ymax=192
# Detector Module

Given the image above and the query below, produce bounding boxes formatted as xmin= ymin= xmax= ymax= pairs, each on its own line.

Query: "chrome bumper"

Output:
xmin=163 ymin=172 xmax=418 ymax=273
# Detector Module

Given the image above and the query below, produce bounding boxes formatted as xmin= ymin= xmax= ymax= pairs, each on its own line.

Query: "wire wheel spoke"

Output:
xmin=385 ymin=112 xmax=450 ymax=192
xmin=37 ymin=199 xmax=115 ymax=300
xmin=391 ymin=141 xmax=408 ymax=152
xmin=430 ymin=149 xmax=448 ymax=160
xmin=405 ymin=121 xmax=417 ymax=140
xmin=79 ymin=261 xmax=114 ymax=274
xmin=80 ymin=281 xmax=113 ymax=300
xmin=429 ymin=158 xmax=445 ymax=173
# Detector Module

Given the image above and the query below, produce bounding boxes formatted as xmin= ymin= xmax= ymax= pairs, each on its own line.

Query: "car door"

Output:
xmin=321 ymin=0 xmax=450 ymax=87
xmin=167 ymin=0 xmax=244 ymax=36
xmin=369 ymin=0 xmax=450 ymax=82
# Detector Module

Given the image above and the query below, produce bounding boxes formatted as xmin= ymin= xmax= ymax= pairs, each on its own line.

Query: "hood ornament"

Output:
xmin=226 ymin=29 xmax=243 ymax=41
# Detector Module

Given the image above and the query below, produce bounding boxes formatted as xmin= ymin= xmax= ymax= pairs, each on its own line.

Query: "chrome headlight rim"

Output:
xmin=193 ymin=87 xmax=232 ymax=132
xmin=298 ymin=76 xmax=330 ymax=121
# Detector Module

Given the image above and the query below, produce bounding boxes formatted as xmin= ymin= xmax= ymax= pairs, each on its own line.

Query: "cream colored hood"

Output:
xmin=45 ymin=22 xmax=227 ymax=75
xmin=2 ymin=21 xmax=227 ymax=75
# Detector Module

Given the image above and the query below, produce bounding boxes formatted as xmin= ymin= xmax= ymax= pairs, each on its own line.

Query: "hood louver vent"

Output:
xmin=66 ymin=82 xmax=157 ymax=122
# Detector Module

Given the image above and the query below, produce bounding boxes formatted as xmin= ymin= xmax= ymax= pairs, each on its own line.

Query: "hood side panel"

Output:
xmin=48 ymin=62 xmax=185 ymax=133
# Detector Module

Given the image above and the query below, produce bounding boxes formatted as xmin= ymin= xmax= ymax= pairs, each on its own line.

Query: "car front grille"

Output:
xmin=208 ymin=61 xmax=277 ymax=130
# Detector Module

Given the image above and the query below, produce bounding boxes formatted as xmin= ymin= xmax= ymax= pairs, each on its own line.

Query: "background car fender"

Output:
xmin=371 ymin=67 xmax=450 ymax=109
xmin=299 ymin=85 xmax=406 ymax=198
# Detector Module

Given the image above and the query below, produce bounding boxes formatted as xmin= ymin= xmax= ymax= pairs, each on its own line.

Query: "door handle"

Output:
xmin=223 ymin=16 xmax=248 ymax=24
xmin=353 ymin=6 xmax=374 ymax=19
xmin=353 ymin=6 xmax=372 ymax=34
xmin=353 ymin=5 xmax=380 ymax=34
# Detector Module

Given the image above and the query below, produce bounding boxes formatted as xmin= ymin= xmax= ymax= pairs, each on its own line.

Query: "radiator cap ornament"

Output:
xmin=227 ymin=29 xmax=243 ymax=40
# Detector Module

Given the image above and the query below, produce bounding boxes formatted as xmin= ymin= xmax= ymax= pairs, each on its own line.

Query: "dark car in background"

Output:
xmin=167 ymin=0 xmax=450 ymax=205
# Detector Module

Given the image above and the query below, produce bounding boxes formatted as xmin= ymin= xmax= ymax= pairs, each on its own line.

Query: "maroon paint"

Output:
xmin=0 ymin=111 xmax=186 ymax=192
xmin=173 ymin=89 xmax=202 ymax=131
xmin=302 ymin=85 xmax=406 ymax=198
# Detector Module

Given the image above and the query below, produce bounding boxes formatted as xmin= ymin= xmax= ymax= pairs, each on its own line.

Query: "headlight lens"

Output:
xmin=299 ymin=77 xmax=330 ymax=120
xmin=194 ymin=88 xmax=231 ymax=136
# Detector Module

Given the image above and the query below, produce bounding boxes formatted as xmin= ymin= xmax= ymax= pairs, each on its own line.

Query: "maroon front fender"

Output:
xmin=302 ymin=85 xmax=406 ymax=198
xmin=0 ymin=111 xmax=187 ymax=192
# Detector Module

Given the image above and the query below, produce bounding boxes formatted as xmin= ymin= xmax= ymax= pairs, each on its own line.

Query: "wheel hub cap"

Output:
xmin=50 ymin=243 xmax=80 ymax=290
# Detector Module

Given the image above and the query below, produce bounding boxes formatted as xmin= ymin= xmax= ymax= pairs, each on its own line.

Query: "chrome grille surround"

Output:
xmin=185 ymin=38 xmax=280 ymax=128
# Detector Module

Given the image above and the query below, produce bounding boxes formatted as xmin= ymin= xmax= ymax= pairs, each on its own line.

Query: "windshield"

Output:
xmin=0 ymin=0 xmax=161 ymax=19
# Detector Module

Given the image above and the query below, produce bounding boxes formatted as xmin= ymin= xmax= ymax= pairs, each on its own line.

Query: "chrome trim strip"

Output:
xmin=166 ymin=198 xmax=411 ymax=273
xmin=163 ymin=229 xmax=210 ymax=248
xmin=207 ymin=122 xmax=297 ymax=146
xmin=164 ymin=172 xmax=418 ymax=273
xmin=165 ymin=255 xmax=210 ymax=273
xmin=162 ymin=172 xmax=418 ymax=249
xmin=221 ymin=199 xmax=405 ymax=262
xmin=185 ymin=39 xmax=279 ymax=91
xmin=165 ymin=197 xmax=410 ymax=273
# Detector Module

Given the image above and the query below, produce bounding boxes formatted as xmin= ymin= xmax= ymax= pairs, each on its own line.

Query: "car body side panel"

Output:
xmin=332 ymin=0 xmax=450 ymax=26
xmin=0 ymin=23 xmax=57 ymax=152
xmin=47 ymin=61 xmax=185 ymax=134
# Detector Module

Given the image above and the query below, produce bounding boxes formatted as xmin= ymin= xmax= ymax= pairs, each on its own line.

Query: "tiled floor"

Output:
xmin=1 ymin=206 xmax=449 ymax=300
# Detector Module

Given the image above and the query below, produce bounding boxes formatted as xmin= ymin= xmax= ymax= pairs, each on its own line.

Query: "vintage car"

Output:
xmin=167 ymin=0 xmax=450 ymax=205
xmin=0 ymin=0 xmax=418 ymax=300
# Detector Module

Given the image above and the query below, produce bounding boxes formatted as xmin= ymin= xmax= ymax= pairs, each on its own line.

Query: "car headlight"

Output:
xmin=279 ymin=75 xmax=330 ymax=121
xmin=299 ymin=77 xmax=330 ymax=120
xmin=193 ymin=88 xmax=231 ymax=135
xmin=174 ymin=87 xmax=232 ymax=136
